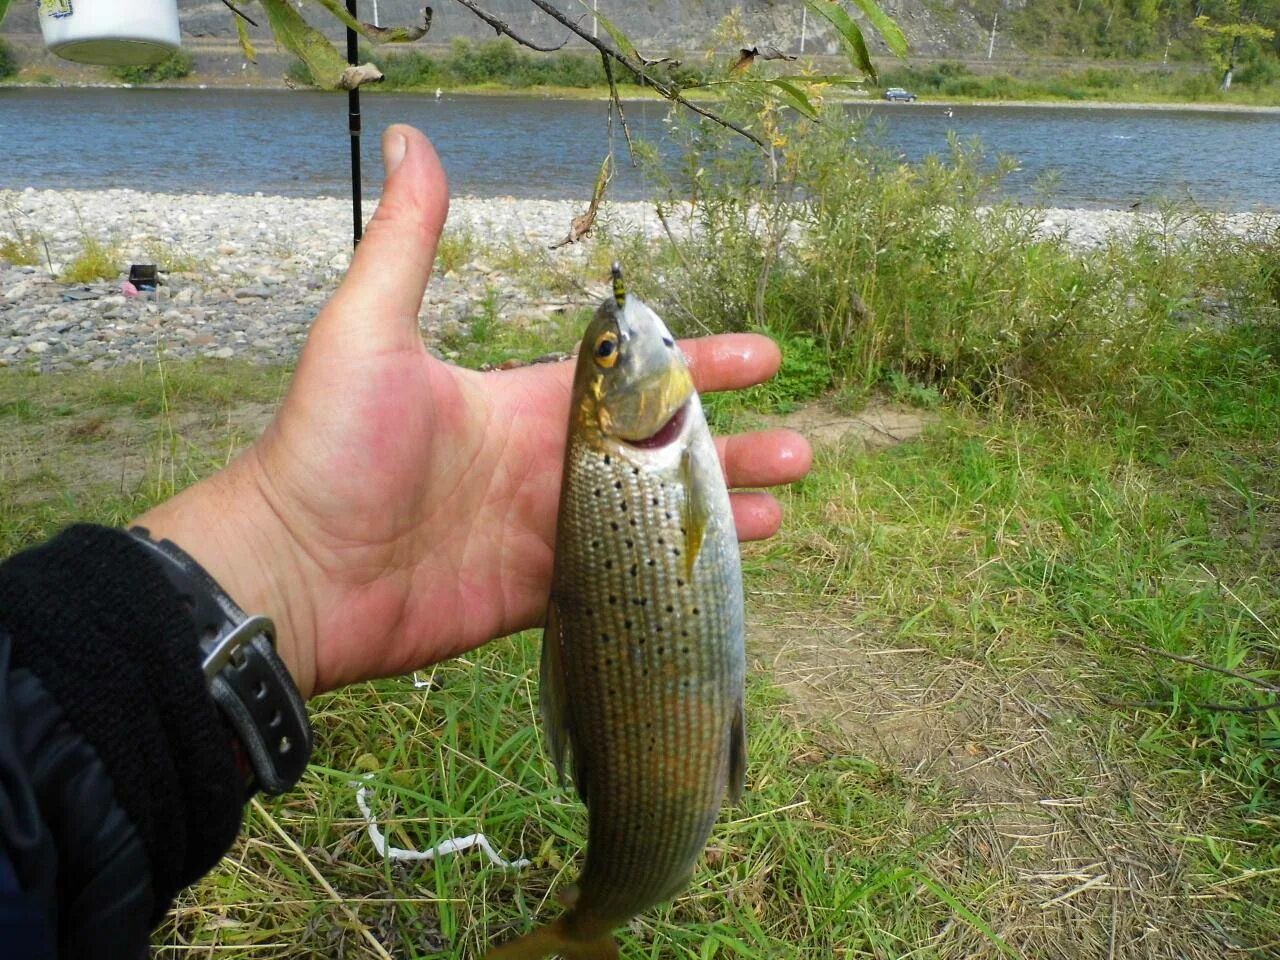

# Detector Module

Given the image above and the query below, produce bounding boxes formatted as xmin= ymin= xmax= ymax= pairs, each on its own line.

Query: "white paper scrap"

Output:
xmin=352 ymin=775 xmax=530 ymax=870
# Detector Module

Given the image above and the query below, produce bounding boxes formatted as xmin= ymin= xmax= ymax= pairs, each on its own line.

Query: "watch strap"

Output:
xmin=128 ymin=527 xmax=312 ymax=795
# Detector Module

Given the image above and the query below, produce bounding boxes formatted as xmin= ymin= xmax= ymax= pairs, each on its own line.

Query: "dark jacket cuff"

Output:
xmin=0 ymin=523 xmax=245 ymax=921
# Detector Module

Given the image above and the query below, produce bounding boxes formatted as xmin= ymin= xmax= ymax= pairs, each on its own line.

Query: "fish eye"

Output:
xmin=594 ymin=332 xmax=619 ymax=368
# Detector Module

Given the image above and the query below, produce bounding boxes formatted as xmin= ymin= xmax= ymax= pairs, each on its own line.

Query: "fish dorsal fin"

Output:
xmin=540 ymin=598 xmax=587 ymax=803
xmin=727 ymin=698 xmax=746 ymax=805
xmin=679 ymin=444 xmax=708 ymax=581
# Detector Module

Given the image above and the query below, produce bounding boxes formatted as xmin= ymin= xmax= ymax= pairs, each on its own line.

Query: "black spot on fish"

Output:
xmin=657 ymin=537 xmax=665 ymax=545
xmin=681 ymin=630 xmax=689 ymax=638
xmin=625 ymin=538 xmax=634 ymax=548
xmin=647 ymin=559 xmax=656 ymax=567
xmin=614 ymin=481 xmax=622 ymax=491
xmin=625 ymin=619 xmax=632 ymax=629
xmin=666 ymin=604 xmax=674 ymax=613
xmin=672 ymin=548 xmax=680 ymax=557
xmin=652 ymin=497 xmax=660 ymax=506
xmin=604 ymin=454 xmax=612 ymax=465
xmin=632 ymin=467 xmax=640 ymax=476
xmin=633 ymin=597 xmax=646 ymax=606
xmin=620 ymin=502 xmax=628 ymax=512
xmin=629 ymin=564 xmax=638 ymax=576
xmin=592 ymin=540 xmax=600 ymax=549
xmin=664 ymin=512 xmax=672 ymax=520
xmin=611 ymin=521 xmax=619 ymax=531
xmin=600 ymin=633 xmax=609 ymax=642
xmin=604 ymin=559 xmax=613 ymax=569
xmin=629 ymin=519 xmax=637 ymax=528
xmin=676 ymin=579 xmax=685 ymax=587
xmin=658 ymin=646 xmax=665 ymax=655
xmin=682 ymin=646 xmax=690 ymax=654
xmin=638 ymin=637 xmax=646 ymax=645
xmin=594 ymin=488 xmax=601 ymax=498
xmin=692 ymin=607 xmax=700 ymax=615
xmin=609 ymin=595 xmax=617 ymax=605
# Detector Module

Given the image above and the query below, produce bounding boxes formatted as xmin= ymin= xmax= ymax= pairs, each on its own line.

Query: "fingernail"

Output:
xmin=383 ymin=130 xmax=407 ymax=177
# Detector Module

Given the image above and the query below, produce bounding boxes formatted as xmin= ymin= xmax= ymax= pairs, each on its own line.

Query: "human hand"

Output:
xmin=135 ymin=125 xmax=812 ymax=698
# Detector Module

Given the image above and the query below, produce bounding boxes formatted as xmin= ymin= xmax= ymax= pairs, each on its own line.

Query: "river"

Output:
xmin=2 ymin=87 xmax=1277 ymax=209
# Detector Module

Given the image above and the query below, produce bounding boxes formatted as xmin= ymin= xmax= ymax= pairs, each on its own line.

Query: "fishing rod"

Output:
xmin=346 ymin=0 xmax=362 ymax=246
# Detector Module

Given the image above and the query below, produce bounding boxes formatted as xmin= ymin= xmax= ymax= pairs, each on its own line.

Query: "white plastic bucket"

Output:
xmin=38 ymin=0 xmax=181 ymax=67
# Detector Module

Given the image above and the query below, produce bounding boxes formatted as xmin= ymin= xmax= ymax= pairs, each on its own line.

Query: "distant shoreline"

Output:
xmin=3 ymin=79 xmax=1280 ymax=116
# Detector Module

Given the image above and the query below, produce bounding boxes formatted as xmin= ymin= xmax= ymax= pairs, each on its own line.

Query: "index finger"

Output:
xmin=682 ymin=334 xmax=781 ymax=394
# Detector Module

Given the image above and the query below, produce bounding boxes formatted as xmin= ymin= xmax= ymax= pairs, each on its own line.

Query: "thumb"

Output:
xmin=313 ymin=124 xmax=449 ymax=353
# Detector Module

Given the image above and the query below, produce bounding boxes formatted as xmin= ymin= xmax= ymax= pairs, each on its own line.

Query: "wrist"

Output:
xmin=132 ymin=447 xmax=319 ymax=699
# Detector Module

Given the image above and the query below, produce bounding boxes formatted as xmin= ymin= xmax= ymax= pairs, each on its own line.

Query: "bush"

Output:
xmin=372 ymin=38 xmax=681 ymax=90
xmin=285 ymin=57 xmax=315 ymax=88
xmin=110 ymin=50 xmax=193 ymax=84
xmin=0 ymin=38 xmax=16 ymax=80
xmin=635 ymin=98 xmax=1280 ymax=408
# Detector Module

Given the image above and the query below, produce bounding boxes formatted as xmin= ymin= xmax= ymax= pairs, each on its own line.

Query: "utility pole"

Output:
xmin=800 ymin=6 xmax=807 ymax=54
xmin=987 ymin=13 xmax=998 ymax=60
xmin=593 ymin=0 xmax=598 ymax=39
xmin=372 ymin=0 xmax=379 ymax=27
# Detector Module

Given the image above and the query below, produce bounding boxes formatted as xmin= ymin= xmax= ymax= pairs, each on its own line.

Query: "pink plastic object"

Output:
xmin=121 ymin=280 xmax=139 ymax=298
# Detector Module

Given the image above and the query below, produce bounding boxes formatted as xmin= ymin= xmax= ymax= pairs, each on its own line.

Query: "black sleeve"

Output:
xmin=0 ymin=524 xmax=248 ymax=959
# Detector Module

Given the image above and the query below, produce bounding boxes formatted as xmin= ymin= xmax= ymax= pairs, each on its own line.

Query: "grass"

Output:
xmin=2 ymin=318 xmax=1274 ymax=956
xmin=2 ymin=114 xmax=1278 ymax=956
xmin=878 ymin=59 xmax=1280 ymax=106
xmin=61 ymin=235 xmax=120 ymax=283
xmin=0 ymin=200 xmax=45 ymax=268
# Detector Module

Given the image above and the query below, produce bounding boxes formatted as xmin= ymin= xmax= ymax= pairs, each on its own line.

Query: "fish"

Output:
xmin=485 ymin=267 xmax=746 ymax=960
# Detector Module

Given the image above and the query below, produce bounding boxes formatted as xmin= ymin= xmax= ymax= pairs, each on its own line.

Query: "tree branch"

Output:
xmin=1131 ymin=641 xmax=1280 ymax=694
xmin=601 ymin=52 xmax=636 ymax=165
xmin=518 ymin=0 xmax=767 ymax=149
xmin=451 ymin=0 xmax=574 ymax=51
xmin=221 ymin=0 xmax=259 ymax=28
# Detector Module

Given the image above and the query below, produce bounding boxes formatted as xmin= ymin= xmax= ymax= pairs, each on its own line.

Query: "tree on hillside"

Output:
xmin=1194 ymin=0 xmax=1278 ymax=89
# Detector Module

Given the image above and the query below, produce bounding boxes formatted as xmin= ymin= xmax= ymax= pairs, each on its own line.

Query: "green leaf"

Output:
xmin=308 ymin=0 xmax=432 ymax=43
xmin=849 ymin=0 xmax=909 ymax=57
xmin=235 ymin=14 xmax=257 ymax=63
xmin=0 ymin=0 xmax=10 ymax=28
xmin=802 ymin=0 xmax=877 ymax=81
xmin=765 ymin=78 xmax=820 ymax=119
xmin=573 ymin=0 xmax=638 ymax=61
xmin=260 ymin=0 xmax=350 ymax=89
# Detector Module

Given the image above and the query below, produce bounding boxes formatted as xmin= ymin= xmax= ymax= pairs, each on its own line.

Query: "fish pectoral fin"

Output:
xmin=540 ymin=599 xmax=583 ymax=800
xmin=727 ymin=699 xmax=747 ymax=806
xmin=679 ymin=444 xmax=709 ymax=581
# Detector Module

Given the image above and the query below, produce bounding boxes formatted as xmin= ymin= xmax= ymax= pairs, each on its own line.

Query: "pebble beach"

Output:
xmin=1 ymin=188 xmax=1275 ymax=373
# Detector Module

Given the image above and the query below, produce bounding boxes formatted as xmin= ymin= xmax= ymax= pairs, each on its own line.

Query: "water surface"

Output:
xmin=1 ymin=87 xmax=1276 ymax=209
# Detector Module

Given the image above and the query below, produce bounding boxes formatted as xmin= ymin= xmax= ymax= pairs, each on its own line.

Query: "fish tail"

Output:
xmin=484 ymin=917 xmax=619 ymax=960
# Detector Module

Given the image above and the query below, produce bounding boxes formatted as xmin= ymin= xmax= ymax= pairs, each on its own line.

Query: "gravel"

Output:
xmin=0 ymin=187 xmax=1274 ymax=374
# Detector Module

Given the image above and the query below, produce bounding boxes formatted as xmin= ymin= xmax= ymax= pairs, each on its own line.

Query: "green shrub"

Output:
xmin=371 ymin=38 xmax=690 ymax=90
xmin=0 ymin=38 xmax=17 ymax=80
xmin=636 ymin=99 xmax=1279 ymax=409
xmin=109 ymin=50 xmax=193 ymax=84
xmin=284 ymin=57 xmax=315 ymax=87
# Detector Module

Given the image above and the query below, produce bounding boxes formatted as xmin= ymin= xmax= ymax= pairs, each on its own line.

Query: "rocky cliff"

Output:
xmin=5 ymin=0 xmax=1000 ymax=59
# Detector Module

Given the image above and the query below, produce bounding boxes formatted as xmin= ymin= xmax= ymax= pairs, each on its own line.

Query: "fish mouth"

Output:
xmin=624 ymin=401 xmax=688 ymax=449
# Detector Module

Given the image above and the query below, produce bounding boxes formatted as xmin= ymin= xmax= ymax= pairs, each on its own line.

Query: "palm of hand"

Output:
xmin=260 ymin=341 xmax=570 ymax=692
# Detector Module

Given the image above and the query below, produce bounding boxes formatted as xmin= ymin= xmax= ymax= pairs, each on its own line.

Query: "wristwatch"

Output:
xmin=128 ymin=527 xmax=313 ymax=795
